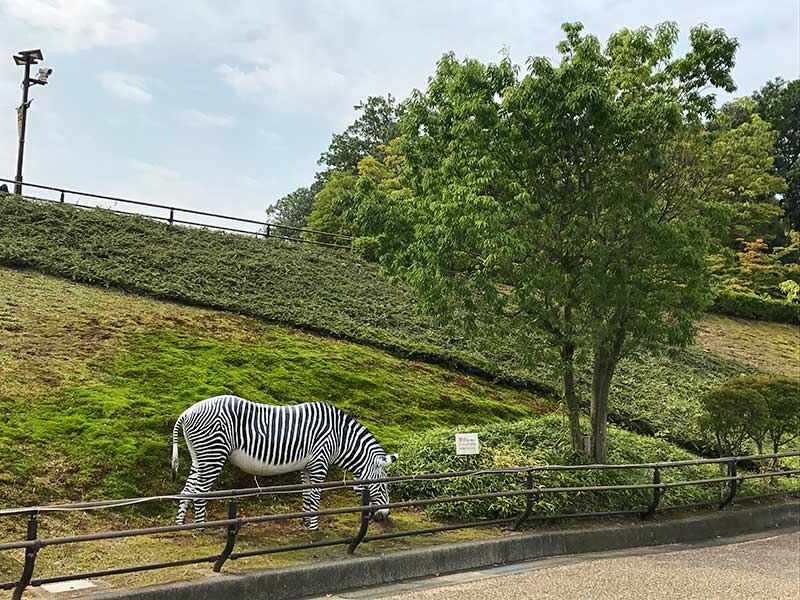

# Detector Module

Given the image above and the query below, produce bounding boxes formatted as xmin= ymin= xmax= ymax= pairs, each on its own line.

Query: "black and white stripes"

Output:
xmin=171 ymin=395 xmax=397 ymax=529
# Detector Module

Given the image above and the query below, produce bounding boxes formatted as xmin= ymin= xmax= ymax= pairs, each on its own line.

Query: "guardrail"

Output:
xmin=0 ymin=177 xmax=353 ymax=250
xmin=0 ymin=451 xmax=797 ymax=599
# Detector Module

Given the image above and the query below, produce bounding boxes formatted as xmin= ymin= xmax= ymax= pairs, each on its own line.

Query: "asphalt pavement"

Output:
xmin=316 ymin=529 xmax=800 ymax=600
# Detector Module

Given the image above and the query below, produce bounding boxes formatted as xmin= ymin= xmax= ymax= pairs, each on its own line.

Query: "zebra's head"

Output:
xmin=358 ymin=453 xmax=398 ymax=522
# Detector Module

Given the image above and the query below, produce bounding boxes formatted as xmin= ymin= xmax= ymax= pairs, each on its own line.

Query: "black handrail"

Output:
xmin=0 ymin=177 xmax=353 ymax=248
xmin=0 ymin=452 xmax=796 ymax=596
xmin=2 ymin=450 xmax=796 ymax=517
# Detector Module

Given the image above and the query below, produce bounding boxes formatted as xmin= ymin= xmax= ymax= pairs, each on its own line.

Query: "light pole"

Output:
xmin=13 ymin=49 xmax=52 ymax=195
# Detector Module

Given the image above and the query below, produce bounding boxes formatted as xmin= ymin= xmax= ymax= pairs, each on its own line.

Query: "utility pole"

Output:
xmin=12 ymin=49 xmax=52 ymax=196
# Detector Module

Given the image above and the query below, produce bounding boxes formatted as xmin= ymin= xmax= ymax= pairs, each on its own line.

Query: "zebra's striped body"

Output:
xmin=171 ymin=395 xmax=397 ymax=529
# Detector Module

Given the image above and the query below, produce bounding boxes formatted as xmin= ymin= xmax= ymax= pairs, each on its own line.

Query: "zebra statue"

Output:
xmin=171 ymin=395 xmax=398 ymax=529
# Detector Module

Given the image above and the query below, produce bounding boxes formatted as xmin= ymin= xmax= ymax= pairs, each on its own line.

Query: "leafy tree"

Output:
xmin=266 ymin=185 xmax=318 ymax=236
xmin=762 ymin=376 xmax=800 ymax=458
xmin=699 ymin=378 xmax=769 ymax=458
xmin=716 ymin=234 xmax=800 ymax=298
xmin=305 ymin=172 xmax=358 ymax=240
xmin=700 ymin=375 xmax=799 ymax=466
xmin=349 ymin=138 xmax=415 ymax=262
xmin=319 ymin=95 xmax=402 ymax=173
xmin=268 ymin=95 xmax=401 ymax=235
xmin=307 ymin=137 xmax=413 ymax=251
xmin=753 ymin=78 xmax=800 ymax=229
xmin=702 ymin=111 xmax=786 ymax=247
xmin=392 ymin=22 xmax=738 ymax=461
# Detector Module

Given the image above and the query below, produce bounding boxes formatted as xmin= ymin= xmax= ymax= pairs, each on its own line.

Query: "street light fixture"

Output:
xmin=12 ymin=49 xmax=52 ymax=195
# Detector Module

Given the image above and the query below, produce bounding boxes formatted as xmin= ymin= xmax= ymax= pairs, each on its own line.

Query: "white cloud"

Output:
xmin=1 ymin=0 xmax=155 ymax=52
xmin=217 ymin=62 xmax=348 ymax=100
xmin=259 ymin=130 xmax=283 ymax=144
xmin=180 ymin=109 xmax=235 ymax=128
xmin=128 ymin=159 xmax=180 ymax=183
xmin=98 ymin=72 xmax=152 ymax=104
xmin=238 ymin=174 xmax=262 ymax=189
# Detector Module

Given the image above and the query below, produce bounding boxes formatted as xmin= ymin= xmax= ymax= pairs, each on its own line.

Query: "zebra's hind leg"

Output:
xmin=189 ymin=458 xmax=227 ymax=524
xmin=176 ymin=466 xmax=201 ymax=525
xmin=301 ymin=464 xmax=329 ymax=531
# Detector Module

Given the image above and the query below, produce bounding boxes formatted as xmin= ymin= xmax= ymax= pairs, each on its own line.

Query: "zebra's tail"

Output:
xmin=171 ymin=413 xmax=185 ymax=482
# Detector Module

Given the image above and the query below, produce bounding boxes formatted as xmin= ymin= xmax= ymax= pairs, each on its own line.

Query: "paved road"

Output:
xmin=319 ymin=530 xmax=800 ymax=600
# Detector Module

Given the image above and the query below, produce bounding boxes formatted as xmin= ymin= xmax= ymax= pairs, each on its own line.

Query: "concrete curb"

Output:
xmin=88 ymin=503 xmax=798 ymax=600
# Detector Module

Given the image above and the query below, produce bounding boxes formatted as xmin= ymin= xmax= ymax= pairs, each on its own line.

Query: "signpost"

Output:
xmin=455 ymin=433 xmax=480 ymax=456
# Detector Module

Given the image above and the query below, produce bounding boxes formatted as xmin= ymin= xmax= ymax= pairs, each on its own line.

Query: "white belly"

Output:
xmin=229 ymin=449 xmax=308 ymax=476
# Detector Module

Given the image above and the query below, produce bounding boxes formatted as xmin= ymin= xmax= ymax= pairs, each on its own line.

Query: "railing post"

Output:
xmin=347 ymin=488 xmax=371 ymax=555
xmin=59 ymin=190 xmax=64 ymax=203
xmin=12 ymin=511 xmax=39 ymax=600
xmin=718 ymin=460 xmax=738 ymax=510
xmin=513 ymin=470 xmax=536 ymax=531
xmin=212 ymin=499 xmax=239 ymax=572
xmin=641 ymin=467 xmax=662 ymax=519
xmin=168 ymin=208 xmax=174 ymax=225
xmin=266 ymin=224 xmax=271 ymax=238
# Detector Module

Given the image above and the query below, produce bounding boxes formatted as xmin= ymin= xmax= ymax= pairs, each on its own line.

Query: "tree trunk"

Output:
xmin=562 ymin=340 xmax=586 ymax=457
xmin=590 ymin=353 xmax=611 ymax=463
xmin=589 ymin=326 xmax=625 ymax=464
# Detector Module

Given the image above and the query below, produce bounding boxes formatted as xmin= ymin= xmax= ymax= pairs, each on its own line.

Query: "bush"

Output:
xmin=352 ymin=236 xmax=381 ymax=262
xmin=711 ymin=289 xmax=800 ymax=324
xmin=699 ymin=374 xmax=800 ymax=458
xmin=699 ymin=378 xmax=769 ymax=457
xmin=391 ymin=416 xmax=723 ymax=521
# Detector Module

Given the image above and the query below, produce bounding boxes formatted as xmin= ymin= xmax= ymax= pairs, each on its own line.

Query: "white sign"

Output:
xmin=455 ymin=433 xmax=480 ymax=455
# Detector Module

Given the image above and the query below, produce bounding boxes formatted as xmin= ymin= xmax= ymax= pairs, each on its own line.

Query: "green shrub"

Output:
xmin=711 ymin=290 xmax=800 ymax=324
xmin=699 ymin=374 xmax=800 ymax=458
xmin=391 ymin=416 xmax=724 ymax=521
xmin=779 ymin=280 xmax=800 ymax=304
xmin=699 ymin=378 xmax=769 ymax=457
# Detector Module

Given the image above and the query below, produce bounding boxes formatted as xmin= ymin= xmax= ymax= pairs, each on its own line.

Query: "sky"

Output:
xmin=0 ymin=0 xmax=798 ymax=226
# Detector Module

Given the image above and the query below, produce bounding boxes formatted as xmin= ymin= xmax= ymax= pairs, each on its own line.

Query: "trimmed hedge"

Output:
xmin=390 ymin=416 xmax=796 ymax=521
xmin=711 ymin=289 xmax=800 ymax=324
xmin=390 ymin=415 xmax=798 ymax=520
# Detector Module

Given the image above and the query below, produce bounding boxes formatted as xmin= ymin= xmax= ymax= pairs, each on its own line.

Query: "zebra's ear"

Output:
xmin=376 ymin=453 xmax=398 ymax=468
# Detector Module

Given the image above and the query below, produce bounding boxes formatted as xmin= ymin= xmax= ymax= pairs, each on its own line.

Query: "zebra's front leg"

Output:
xmin=301 ymin=465 xmax=328 ymax=531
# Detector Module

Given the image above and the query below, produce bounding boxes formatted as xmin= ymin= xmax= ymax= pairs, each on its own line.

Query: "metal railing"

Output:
xmin=0 ymin=177 xmax=353 ymax=250
xmin=0 ymin=451 xmax=797 ymax=599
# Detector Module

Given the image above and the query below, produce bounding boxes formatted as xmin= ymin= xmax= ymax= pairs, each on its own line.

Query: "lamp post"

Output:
xmin=13 ymin=49 xmax=52 ymax=196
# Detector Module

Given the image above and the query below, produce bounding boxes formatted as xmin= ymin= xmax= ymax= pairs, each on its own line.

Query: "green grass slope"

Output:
xmin=0 ymin=268 xmax=556 ymax=504
xmin=1 ymin=197 xmax=797 ymax=454
xmin=0 ymin=196 xmax=548 ymax=391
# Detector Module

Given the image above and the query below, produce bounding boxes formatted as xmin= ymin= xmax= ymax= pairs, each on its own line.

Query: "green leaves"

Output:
xmin=699 ymin=374 xmax=799 ymax=457
xmin=392 ymin=22 xmax=741 ymax=461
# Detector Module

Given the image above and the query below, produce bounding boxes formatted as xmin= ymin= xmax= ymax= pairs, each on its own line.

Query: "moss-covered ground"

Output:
xmin=0 ymin=267 xmax=556 ymax=504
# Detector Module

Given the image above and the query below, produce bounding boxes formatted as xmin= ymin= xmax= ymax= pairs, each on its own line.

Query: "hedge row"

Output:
xmin=711 ymin=289 xmax=800 ymax=324
xmin=391 ymin=416 xmax=797 ymax=521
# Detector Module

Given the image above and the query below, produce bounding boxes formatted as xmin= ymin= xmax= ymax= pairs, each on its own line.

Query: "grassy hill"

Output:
xmin=1 ymin=197 xmax=798 ymax=457
xmin=0 ymin=197 xmax=796 ymax=592
xmin=0 ymin=267 xmax=557 ymax=504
